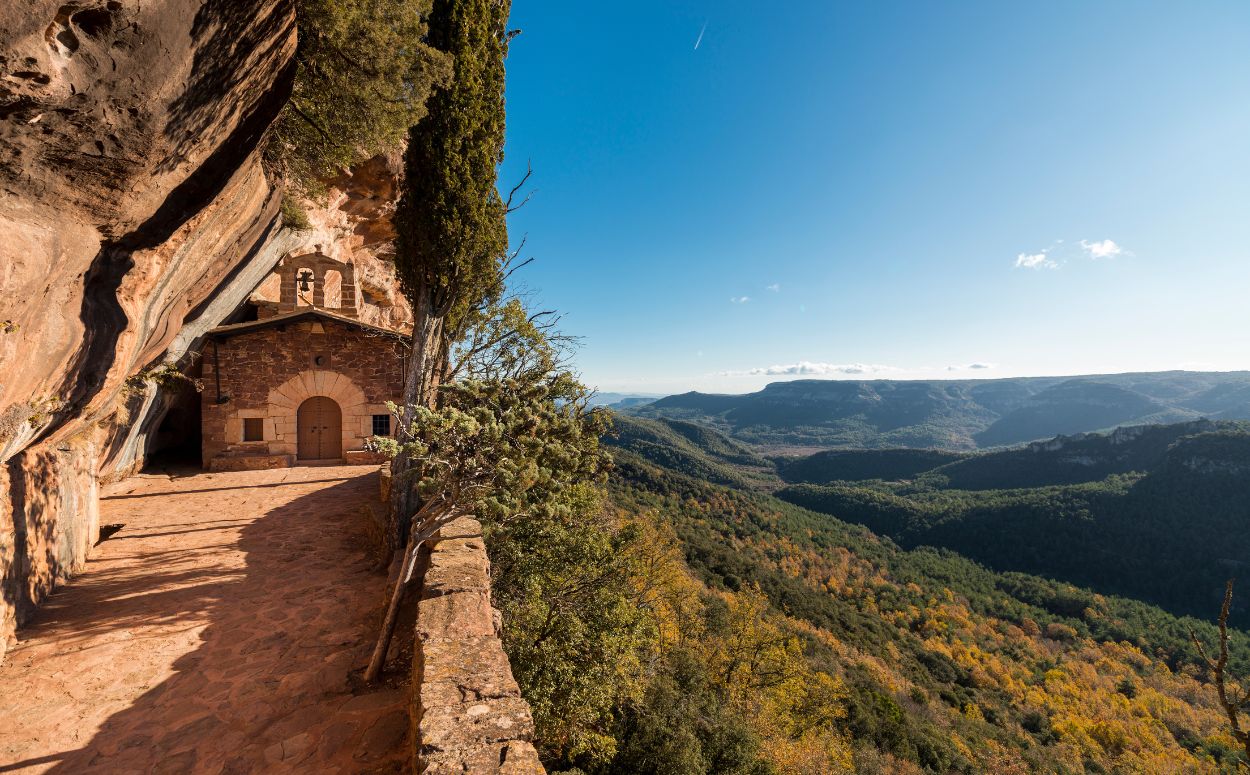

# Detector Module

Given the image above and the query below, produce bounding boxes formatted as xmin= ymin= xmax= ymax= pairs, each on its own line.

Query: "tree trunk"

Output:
xmin=364 ymin=501 xmax=450 ymax=683
xmin=389 ymin=290 xmax=445 ymax=548
xmin=363 ymin=533 xmax=422 ymax=683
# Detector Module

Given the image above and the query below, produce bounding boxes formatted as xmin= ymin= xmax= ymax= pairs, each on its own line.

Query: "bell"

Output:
xmin=297 ymin=270 xmax=314 ymax=292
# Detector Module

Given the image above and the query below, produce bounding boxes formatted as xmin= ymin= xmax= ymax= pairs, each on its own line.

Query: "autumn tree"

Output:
xmin=1192 ymin=579 xmax=1250 ymax=768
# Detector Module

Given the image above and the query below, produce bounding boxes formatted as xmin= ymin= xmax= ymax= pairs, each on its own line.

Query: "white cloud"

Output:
xmin=947 ymin=362 xmax=995 ymax=371
xmin=720 ymin=361 xmax=900 ymax=377
xmin=729 ymin=296 xmax=751 ymax=304
xmin=1015 ymin=252 xmax=1057 ymax=270
xmin=1080 ymin=239 xmax=1124 ymax=259
xmin=766 ymin=283 xmax=780 ymax=292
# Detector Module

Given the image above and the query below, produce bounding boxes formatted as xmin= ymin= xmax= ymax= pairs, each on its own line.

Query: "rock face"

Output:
xmin=0 ymin=0 xmax=303 ymax=662
xmin=413 ymin=516 xmax=545 ymax=775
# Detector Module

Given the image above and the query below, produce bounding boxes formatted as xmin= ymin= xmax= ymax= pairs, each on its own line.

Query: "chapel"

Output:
xmin=200 ymin=252 xmax=410 ymax=471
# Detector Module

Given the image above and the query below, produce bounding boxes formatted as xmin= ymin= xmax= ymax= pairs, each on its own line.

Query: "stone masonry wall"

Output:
xmin=0 ymin=437 xmax=100 ymax=662
xmin=202 ymin=319 xmax=409 ymax=465
xmin=413 ymin=515 xmax=545 ymax=774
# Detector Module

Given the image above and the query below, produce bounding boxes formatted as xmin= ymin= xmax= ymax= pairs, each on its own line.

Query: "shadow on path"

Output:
xmin=0 ymin=467 xmax=409 ymax=774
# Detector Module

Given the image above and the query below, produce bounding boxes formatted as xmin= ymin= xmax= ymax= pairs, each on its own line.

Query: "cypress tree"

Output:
xmin=389 ymin=0 xmax=512 ymax=538
xmin=394 ymin=0 xmax=511 ymax=410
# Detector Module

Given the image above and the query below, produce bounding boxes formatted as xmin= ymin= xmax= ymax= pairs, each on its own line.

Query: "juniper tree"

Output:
xmin=365 ymin=367 xmax=611 ymax=681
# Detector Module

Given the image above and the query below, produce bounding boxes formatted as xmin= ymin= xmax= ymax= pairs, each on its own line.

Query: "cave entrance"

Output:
xmin=143 ymin=364 xmax=203 ymax=468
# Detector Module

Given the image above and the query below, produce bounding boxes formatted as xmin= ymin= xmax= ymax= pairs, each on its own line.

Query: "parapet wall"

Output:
xmin=412 ymin=515 xmax=545 ymax=774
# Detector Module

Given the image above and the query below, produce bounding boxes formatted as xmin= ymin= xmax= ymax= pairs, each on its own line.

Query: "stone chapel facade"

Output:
xmin=200 ymin=252 xmax=409 ymax=471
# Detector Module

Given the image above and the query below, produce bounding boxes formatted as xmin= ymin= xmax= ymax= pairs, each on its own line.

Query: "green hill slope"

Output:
xmin=604 ymin=414 xmax=775 ymax=488
xmin=775 ymin=421 xmax=1250 ymax=624
xmin=599 ymin=418 xmax=1250 ymax=773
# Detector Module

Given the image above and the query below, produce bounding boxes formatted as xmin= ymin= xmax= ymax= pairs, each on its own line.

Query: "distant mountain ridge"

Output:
xmin=628 ymin=370 xmax=1250 ymax=449
xmin=587 ymin=392 xmax=662 ymax=410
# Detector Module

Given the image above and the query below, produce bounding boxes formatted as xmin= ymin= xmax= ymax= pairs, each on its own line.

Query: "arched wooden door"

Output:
xmin=297 ymin=396 xmax=342 ymax=460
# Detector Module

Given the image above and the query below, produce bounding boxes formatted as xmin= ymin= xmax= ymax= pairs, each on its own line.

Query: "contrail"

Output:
xmin=694 ymin=21 xmax=707 ymax=50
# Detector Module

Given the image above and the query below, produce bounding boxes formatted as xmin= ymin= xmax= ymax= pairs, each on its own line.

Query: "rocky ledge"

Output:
xmin=413 ymin=516 xmax=544 ymax=775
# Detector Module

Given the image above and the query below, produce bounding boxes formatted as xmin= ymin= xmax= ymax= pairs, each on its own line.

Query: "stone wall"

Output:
xmin=202 ymin=317 xmax=409 ymax=466
xmin=413 ymin=516 xmax=545 ymax=774
xmin=0 ymin=437 xmax=100 ymax=663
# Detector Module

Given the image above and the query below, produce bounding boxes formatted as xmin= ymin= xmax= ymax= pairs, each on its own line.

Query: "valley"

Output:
xmin=595 ymin=411 xmax=1250 ymax=772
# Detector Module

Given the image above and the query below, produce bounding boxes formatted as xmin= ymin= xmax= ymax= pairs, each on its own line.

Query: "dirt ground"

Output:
xmin=0 ymin=464 xmax=409 ymax=774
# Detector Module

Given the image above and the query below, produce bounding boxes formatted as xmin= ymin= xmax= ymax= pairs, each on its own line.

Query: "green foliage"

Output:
xmin=396 ymin=370 xmax=610 ymax=524
xmin=279 ymin=193 xmax=312 ymax=230
xmin=266 ymin=0 xmax=451 ymax=190
xmin=22 ymin=395 xmax=62 ymax=430
xmin=490 ymin=489 xmax=654 ymax=768
xmin=777 ymin=448 xmax=969 ymax=484
xmin=610 ymin=647 xmax=773 ymax=775
xmin=775 ymin=423 xmax=1250 ymax=626
xmin=124 ymin=362 xmax=204 ymax=396
xmin=598 ymin=415 xmax=1250 ymax=771
xmin=605 ymin=415 xmax=775 ymax=489
xmin=392 ymin=363 xmax=645 ymax=770
xmin=922 ymin=420 xmax=1242 ymax=491
xmin=393 ymin=0 xmax=510 ymax=326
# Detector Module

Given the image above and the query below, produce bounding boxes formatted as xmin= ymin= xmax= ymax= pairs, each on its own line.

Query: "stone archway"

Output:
xmin=266 ymin=370 xmax=367 ymax=458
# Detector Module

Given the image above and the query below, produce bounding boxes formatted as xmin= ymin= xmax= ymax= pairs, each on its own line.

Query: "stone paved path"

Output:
xmin=0 ymin=465 xmax=407 ymax=774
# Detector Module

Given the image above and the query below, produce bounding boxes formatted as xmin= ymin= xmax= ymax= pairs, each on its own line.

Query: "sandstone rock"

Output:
xmin=0 ymin=0 xmax=301 ymax=662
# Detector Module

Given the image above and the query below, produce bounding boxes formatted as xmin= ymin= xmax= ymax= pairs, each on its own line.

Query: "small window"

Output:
xmin=243 ymin=417 xmax=264 ymax=442
xmin=372 ymin=414 xmax=391 ymax=437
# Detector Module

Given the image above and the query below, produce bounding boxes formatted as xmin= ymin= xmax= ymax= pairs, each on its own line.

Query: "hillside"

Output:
xmin=629 ymin=371 xmax=1250 ymax=450
xmin=774 ymin=420 xmax=1250 ymax=625
xmin=595 ymin=415 xmax=1250 ymax=773
xmin=777 ymin=448 xmax=971 ymax=485
xmin=607 ymin=415 xmax=776 ymax=488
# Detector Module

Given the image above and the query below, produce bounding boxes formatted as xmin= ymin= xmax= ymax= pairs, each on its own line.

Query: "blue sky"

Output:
xmin=499 ymin=1 xmax=1250 ymax=395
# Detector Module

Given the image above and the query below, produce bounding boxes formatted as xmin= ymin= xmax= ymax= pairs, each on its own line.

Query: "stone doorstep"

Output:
xmin=419 ymin=740 xmax=544 ymax=775
xmin=207 ymin=454 xmax=294 ymax=472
